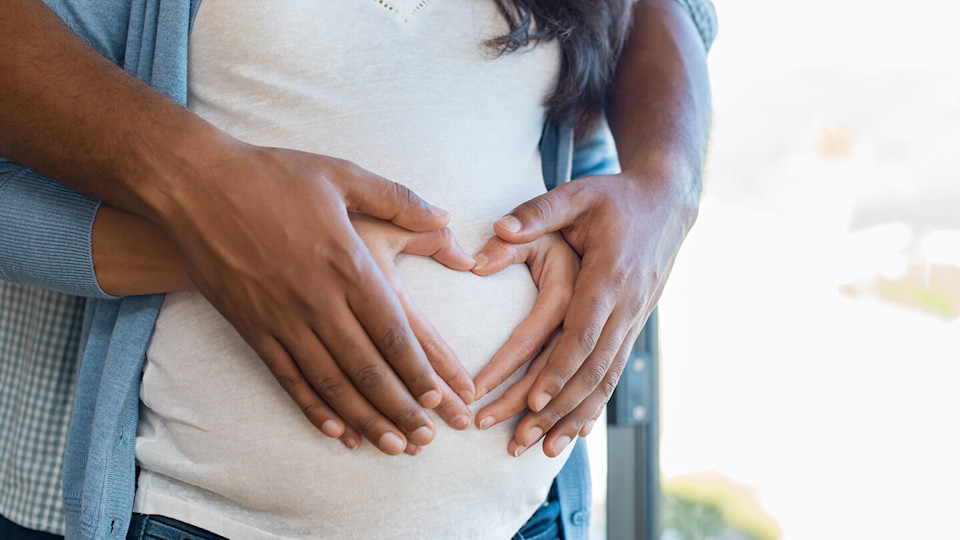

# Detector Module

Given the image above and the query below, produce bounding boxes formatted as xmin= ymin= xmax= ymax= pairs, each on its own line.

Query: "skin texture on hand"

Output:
xmin=475 ymin=0 xmax=713 ymax=457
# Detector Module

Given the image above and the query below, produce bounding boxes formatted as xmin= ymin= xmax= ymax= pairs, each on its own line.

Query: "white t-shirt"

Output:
xmin=134 ymin=1 xmax=571 ymax=538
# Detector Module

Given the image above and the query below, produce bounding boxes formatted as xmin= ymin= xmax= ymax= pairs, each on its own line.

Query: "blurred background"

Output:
xmin=591 ymin=0 xmax=960 ymax=538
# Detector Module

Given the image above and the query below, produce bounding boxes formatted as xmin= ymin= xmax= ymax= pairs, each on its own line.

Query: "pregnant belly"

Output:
xmin=136 ymin=251 xmax=572 ymax=539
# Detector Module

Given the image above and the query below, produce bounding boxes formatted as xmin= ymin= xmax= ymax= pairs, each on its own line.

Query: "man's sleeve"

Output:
xmin=0 ymin=1 xmax=144 ymax=299
xmin=661 ymin=0 xmax=718 ymax=51
xmin=0 ymin=162 xmax=114 ymax=298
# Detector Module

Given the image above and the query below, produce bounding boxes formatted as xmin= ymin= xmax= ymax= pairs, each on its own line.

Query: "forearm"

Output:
xmin=608 ymin=0 xmax=712 ymax=222
xmin=0 ymin=0 xmax=225 ymax=223
xmin=91 ymin=206 xmax=192 ymax=296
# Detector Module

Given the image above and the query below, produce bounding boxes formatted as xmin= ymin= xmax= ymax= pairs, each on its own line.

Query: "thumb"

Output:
xmin=471 ymin=236 xmax=532 ymax=276
xmin=341 ymin=162 xmax=450 ymax=232
xmin=493 ymin=181 xmax=583 ymax=243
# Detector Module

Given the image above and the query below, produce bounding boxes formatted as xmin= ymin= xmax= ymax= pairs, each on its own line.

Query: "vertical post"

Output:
xmin=607 ymin=310 xmax=659 ymax=540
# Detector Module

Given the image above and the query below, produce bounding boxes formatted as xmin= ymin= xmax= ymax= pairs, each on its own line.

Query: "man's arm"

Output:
xmin=477 ymin=0 xmax=713 ymax=456
xmin=0 ymin=0 xmax=475 ymax=455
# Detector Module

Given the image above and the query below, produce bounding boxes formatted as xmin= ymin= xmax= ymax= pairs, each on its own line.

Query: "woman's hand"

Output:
xmin=347 ymin=212 xmax=478 ymax=454
xmin=467 ymin=233 xmax=580 ymax=445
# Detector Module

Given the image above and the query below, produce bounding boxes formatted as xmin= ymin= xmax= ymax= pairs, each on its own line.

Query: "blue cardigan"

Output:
xmin=0 ymin=1 xmax=715 ymax=538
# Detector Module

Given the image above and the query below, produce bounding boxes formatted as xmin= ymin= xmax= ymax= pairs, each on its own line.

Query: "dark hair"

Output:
xmin=487 ymin=0 xmax=633 ymax=135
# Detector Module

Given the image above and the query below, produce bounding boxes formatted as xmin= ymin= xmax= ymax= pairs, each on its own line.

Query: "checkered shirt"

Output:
xmin=0 ymin=281 xmax=84 ymax=535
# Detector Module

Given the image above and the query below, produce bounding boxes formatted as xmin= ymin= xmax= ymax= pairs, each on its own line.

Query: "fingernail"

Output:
xmin=513 ymin=445 xmax=529 ymax=458
xmin=454 ymin=415 xmax=471 ymax=430
xmin=458 ymin=389 xmax=475 ymax=405
xmin=495 ymin=216 xmax=522 ymax=233
xmin=341 ymin=436 xmax=360 ymax=450
xmin=409 ymin=426 xmax=435 ymax=445
xmin=475 ymin=387 xmax=489 ymax=401
xmin=320 ymin=420 xmax=344 ymax=438
xmin=405 ymin=444 xmax=422 ymax=456
xmin=432 ymin=207 xmax=451 ymax=221
xmin=419 ymin=390 xmax=441 ymax=408
xmin=478 ymin=416 xmax=496 ymax=430
xmin=379 ymin=432 xmax=405 ymax=455
xmin=552 ymin=435 xmax=572 ymax=456
xmin=532 ymin=392 xmax=551 ymax=412
xmin=473 ymin=254 xmax=489 ymax=271
xmin=525 ymin=426 xmax=543 ymax=445
xmin=583 ymin=420 xmax=596 ymax=436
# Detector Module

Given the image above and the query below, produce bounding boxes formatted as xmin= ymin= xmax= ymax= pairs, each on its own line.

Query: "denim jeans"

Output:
xmin=0 ymin=514 xmax=63 ymax=540
xmin=511 ymin=482 xmax=562 ymax=540
xmin=126 ymin=481 xmax=563 ymax=540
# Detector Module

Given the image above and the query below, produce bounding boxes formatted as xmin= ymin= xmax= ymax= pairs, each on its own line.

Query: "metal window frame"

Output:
xmin=606 ymin=309 xmax=659 ymax=540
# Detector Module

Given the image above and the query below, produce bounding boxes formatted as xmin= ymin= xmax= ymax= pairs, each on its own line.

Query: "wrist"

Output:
xmin=124 ymin=114 xmax=241 ymax=229
xmin=619 ymin=148 xmax=702 ymax=231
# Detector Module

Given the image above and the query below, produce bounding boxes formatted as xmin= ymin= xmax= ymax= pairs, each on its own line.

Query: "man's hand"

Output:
xmin=91 ymin=197 xmax=479 ymax=457
xmin=480 ymin=172 xmax=691 ymax=456
xmin=161 ymin=144 xmax=477 ymax=456
xmin=474 ymin=0 xmax=712 ymax=457
xmin=348 ymin=212 xmax=478 ymax=454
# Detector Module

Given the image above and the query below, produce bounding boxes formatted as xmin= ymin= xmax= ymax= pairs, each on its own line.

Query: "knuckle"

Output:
xmin=598 ymin=339 xmax=621 ymax=362
xmin=312 ymin=376 xmax=346 ymax=401
xmin=627 ymin=294 xmax=645 ymax=317
xmin=545 ymin=408 xmax=564 ymax=424
xmin=274 ymin=375 xmax=301 ymax=393
xmin=600 ymin=378 xmax=618 ymax=401
xmin=437 ymin=227 xmax=454 ymax=244
xmin=563 ymin=415 xmax=585 ymax=432
xmin=599 ymin=368 xmax=622 ymax=400
xmin=608 ymin=266 xmax=628 ymax=292
xmin=528 ymin=196 xmax=555 ymax=222
xmin=391 ymin=406 xmax=421 ymax=429
xmin=583 ymin=363 xmax=607 ymax=392
xmin=607 ymin=361 xmax=625 ymax=384
xmin=518 ymin=338 xmax=541 ymax=360
xmin=379 ymin=325 xmax=409 ymax=356
xmin=300 ymin=398 xmax=326 ymax=416
xmin=576 ymin=325 xmax=601 ymax=353
xmin=420 ymin=339 xmax=446 ymax=362
xmin=353 ymin=362 xmax=389 ymax=392
xmin=547 ymin=372 xmax=568 ymax=394
xmin=509 ymin=337 xmax=542 ymax=363
xmin=392 ymin=181 xmax=417 ymax=209
xmin=356 ymin=414 xmax=380 ymax=435
xmin=330 ymin=250 xmax=369 ymax=281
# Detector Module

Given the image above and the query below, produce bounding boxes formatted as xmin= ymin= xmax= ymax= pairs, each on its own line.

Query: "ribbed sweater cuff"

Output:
xmin=0 ymin=168 xmax=115 ymax=299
